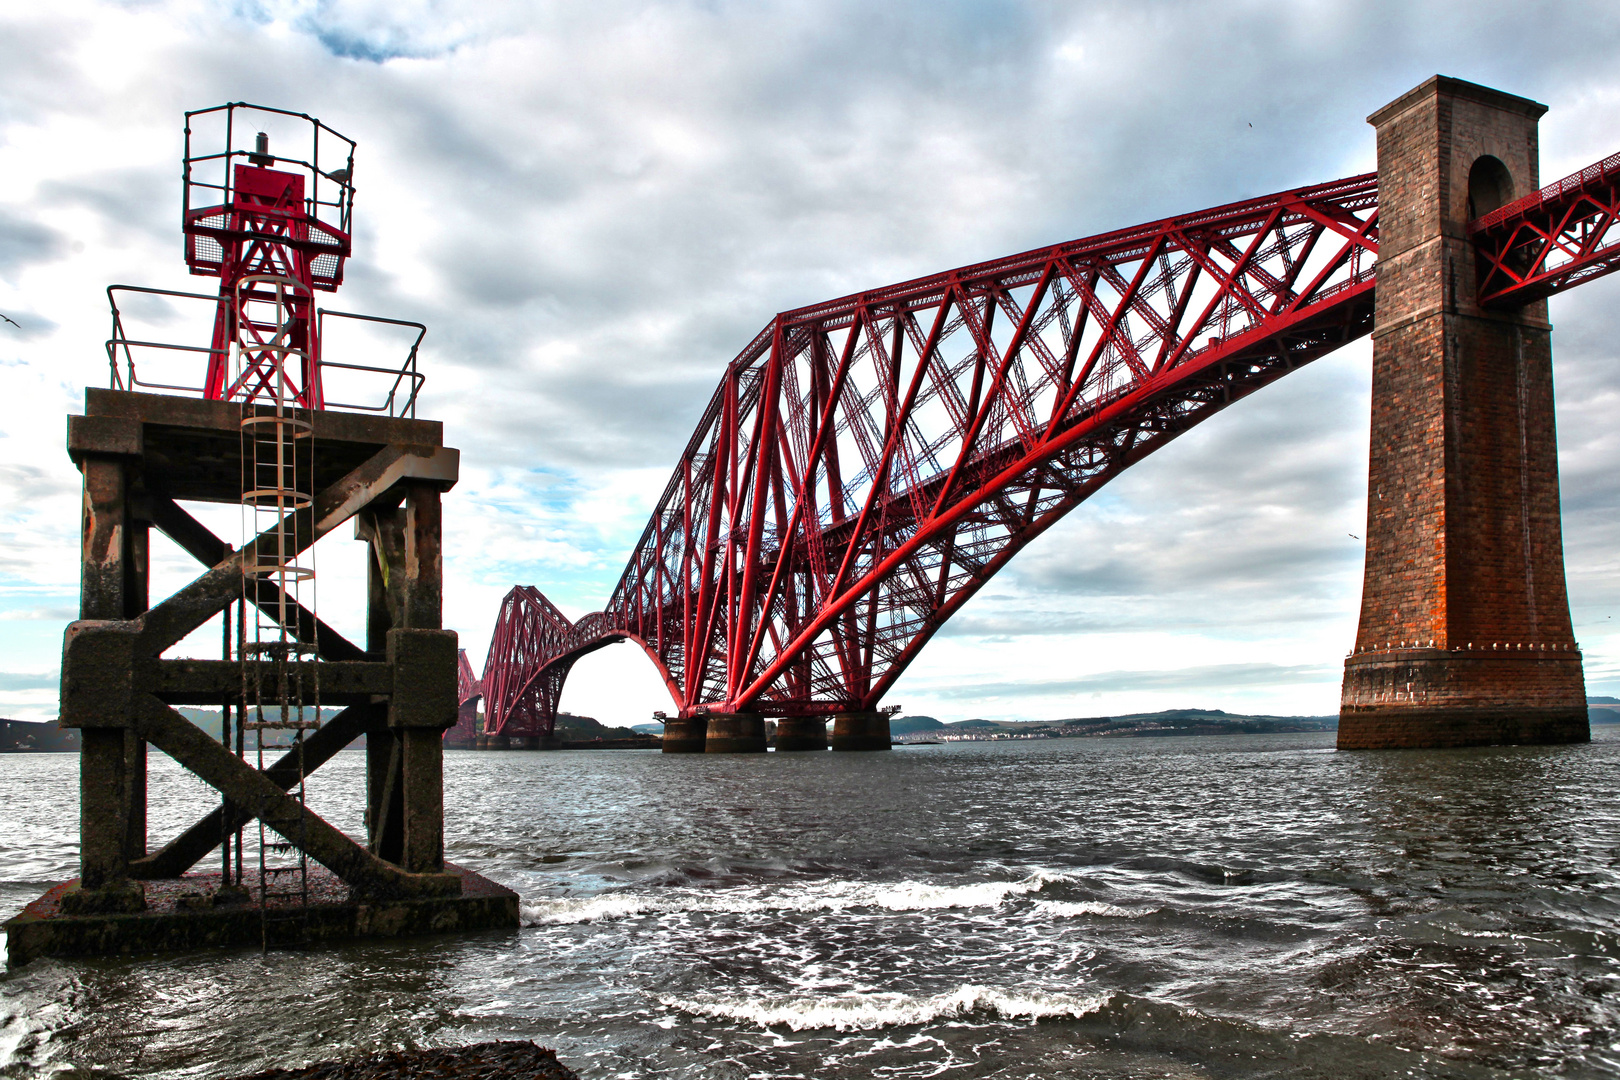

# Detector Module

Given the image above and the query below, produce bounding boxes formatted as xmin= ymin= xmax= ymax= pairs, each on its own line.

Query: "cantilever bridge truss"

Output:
xmin=477 ymin=152 xmax=1620 ymax=740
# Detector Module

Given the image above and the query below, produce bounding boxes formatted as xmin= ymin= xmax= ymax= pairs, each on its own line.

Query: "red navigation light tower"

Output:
xmin=182 ymin=103 xmax=356 ymax=409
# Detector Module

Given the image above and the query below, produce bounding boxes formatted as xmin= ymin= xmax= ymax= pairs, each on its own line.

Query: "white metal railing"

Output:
xmin=105 ymin=284 xmax=426 ymax=417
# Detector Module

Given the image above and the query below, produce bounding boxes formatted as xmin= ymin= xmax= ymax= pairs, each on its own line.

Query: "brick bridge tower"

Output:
xmin=1340 ymin=76 xmax=1588 ymax=748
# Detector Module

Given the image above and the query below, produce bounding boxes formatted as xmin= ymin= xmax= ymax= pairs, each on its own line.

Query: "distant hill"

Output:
xmin=891 ymin=715 xmax=944 ymax=734
xmin=0 ymin=719 xmax=78 ymax=752
xmin=553 ymin=711 xmax=643 ymax=740
xmin=1056 ymin=709 xmax=1334 ymax=735
xmin=893 ymin=709 xmax=1340 ymax=742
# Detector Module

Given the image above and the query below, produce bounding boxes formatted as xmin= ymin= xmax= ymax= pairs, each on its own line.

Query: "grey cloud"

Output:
xmin=0 ymin=308 xmax=61 ymax=341
xmin=0 ymin=209 xmax=69 ymax=281
xmin=0 ymin=671 xmax=58 ymax=691
xmin=0 ymin=607 xmax=76 ymax=622
xmin=0 ymin=464 xmax=76 ymax=504
xmin=38 ymin=168 xmax=174 ymax=251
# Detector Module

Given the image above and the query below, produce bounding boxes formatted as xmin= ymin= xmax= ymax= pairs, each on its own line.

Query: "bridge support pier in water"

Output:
xmin=773 ymin=717 xmax=828 ymax=751
xmin=831 ymin=712 xmax=891 ymax=751
xmin=1340 ymin=76 xmax=1589 ymax=749
xmin=661 ymin=716 xmax=708 ymax=753
xmin=705 ymin=713 xmax=767 ymax=753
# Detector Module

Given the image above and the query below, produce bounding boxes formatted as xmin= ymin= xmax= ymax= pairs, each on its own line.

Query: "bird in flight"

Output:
xmin=0 ymin=312 xmax=19 ymax=329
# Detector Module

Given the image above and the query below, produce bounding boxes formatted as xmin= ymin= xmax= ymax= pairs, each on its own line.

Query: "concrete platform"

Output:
xmin=3 ymin=862 xmax=518 ymax=965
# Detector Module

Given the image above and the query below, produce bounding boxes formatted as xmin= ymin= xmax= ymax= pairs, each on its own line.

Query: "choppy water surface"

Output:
xmin=5 ymin=731 xmax=1620 ymax=1078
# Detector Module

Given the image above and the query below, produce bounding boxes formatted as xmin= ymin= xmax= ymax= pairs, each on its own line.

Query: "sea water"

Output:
xmin=4 ymin=731 xmax=1620 ymax=1078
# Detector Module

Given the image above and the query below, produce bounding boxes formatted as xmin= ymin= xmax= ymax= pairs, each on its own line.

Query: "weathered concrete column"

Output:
xmin=65 ymin=416 xmax=149 ymax=899
xmin=831 ymin=711 xmax=891 ymax=751
xmin=403 ymin=483 xmax=443 ymax=631
xmin=661 ymin=716 xmax=708 ymax=753
xmin=366 ymin=728 xmax=404 ymax=864
xmin=1340 ymin=76 xmax=1587 ymax=749
xmin=704 ymin=712 xmax=767 ymax=753
xmin=773 ymin=717 xmax=828 ymax=751
xmin=363 ymin=490 xmax=458 ymax=871
xmin=362 ymin=503 xmax=404 ymax=862
xmin=388 ymin=628 xmax=458 ymax=874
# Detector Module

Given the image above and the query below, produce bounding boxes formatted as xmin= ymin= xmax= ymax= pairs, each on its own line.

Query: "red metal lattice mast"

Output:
xmin=183 ymin=104 xmax=356 ymax=409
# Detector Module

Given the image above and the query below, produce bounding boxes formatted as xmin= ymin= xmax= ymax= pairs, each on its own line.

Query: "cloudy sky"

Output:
xmin=4 ymin=0 xmax=1620 ymax=726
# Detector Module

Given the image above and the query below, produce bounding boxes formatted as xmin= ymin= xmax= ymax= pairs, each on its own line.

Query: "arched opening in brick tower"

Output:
xmin=1468 ymin=155 xmax=1514 ymax=219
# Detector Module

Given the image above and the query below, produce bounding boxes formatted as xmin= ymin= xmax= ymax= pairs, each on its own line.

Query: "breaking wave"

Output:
xmin=661 ymin=984 xmax=1111 ymax=1031
xmin=519 ymin=871 xmax=1063 ymax=925
xmin=1031 ymin=899 xmax=1151 ymax=919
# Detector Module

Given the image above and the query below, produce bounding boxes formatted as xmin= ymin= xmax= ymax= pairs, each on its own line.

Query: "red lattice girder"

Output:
xmin=480 ymin=587 xmax=637 ymax=737
xmin=446 ymin=648 xmax=482 ymax=743
xmin=485 ymin=173 xmax=1380 ymax=727
xmin=1470 ymin=151 xmax=1620 ymax=306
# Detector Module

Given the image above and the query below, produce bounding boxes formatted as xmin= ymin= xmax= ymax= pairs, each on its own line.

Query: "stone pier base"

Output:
xmin=773 ymin=717 xmax=828 ymax=751
xmin=661 ymin=717 xmax=708 ymax=753
xmin=1339 ymin=648 xmax=1588 ymax=748
xmin=831 ymin=712 xmax=891 ymax=751
xmin=705 ymin=713 xmax=767 ymax=753
xmin=3 ymin=862 xmax=518 ymax=965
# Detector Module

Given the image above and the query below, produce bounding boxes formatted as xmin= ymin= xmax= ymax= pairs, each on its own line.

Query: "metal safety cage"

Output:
xmin=182 ymin=102 xmax=356 ymax=289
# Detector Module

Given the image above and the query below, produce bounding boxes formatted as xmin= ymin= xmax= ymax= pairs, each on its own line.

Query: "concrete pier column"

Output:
xmin=704 ymin=713 xmax=767 ymax=753
xmin=661 ymin=716 xmax=708 ymax=753
xmin=366 ymin=727 xmax=404 ymax=864
xmin=1340 ymin=76 xmax=1587 ymax=748
xmin=773 ymin=717 xmax=828 ymax=751
xmin=831 ymin=711 xmax=891 ymax=751
xmin=63 ymin=418 xmax=151 ymax=899
xmin=387 ymin=628 xmax=459 ymax=874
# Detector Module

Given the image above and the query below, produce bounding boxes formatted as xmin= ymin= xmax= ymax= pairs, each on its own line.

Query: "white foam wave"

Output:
xmin=661 ymin=984 xmax=1109 ymax=1031
xmin=1031 ymin=899 xmax=1149 ymax=919
xmin=520 ymin=871 xmax=1063 ymax=926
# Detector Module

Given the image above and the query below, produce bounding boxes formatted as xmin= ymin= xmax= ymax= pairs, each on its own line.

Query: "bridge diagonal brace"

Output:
xmin=127 ymin=702 xmax=379 ymax=879
xmin=131 ymin=697 xmax=455 ymax=899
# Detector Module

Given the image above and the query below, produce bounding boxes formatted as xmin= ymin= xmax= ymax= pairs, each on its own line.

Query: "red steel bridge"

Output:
xmin=470 ymin=143 xmax=1620 ymax=741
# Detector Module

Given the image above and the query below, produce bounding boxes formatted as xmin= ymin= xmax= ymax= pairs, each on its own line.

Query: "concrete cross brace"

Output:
xmin=136 ymin=442 xmax=456 ymax=656
xmin=61 ymin=396 xmax=463 ymax=903
xmin=132 ymin=698 xmax=457 ymax=899
xmin=129 ymin=703 xmax=378 ymax=879
xmin=146 ymin=495 xmax=367 ymax=662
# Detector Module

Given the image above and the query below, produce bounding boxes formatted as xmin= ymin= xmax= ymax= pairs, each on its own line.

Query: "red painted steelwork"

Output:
xmin=481 ymin=174 xmax=1380 ymax=735
xmin=183 ymin=104 xmax=356 ymax=408
xmin=447 ymin=648 xmax=482 ymax=744
xmin=1470 ymin=151 xmax=1620 ymax=305
xmin=481 ymin=588 xmax=629 ymax=738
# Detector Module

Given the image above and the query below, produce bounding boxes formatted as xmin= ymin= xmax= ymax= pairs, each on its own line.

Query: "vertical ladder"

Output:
xmin=236 ymin=272 xmax=322 ymax=951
